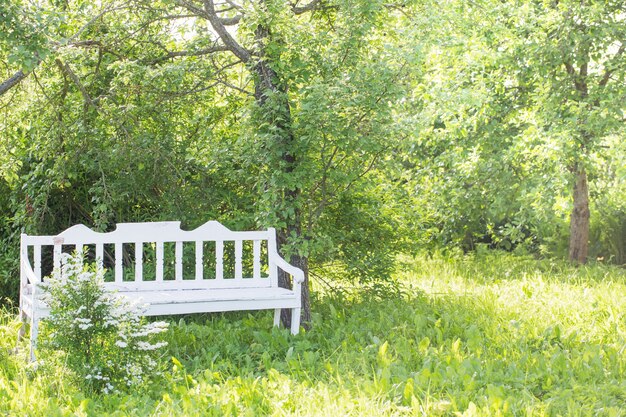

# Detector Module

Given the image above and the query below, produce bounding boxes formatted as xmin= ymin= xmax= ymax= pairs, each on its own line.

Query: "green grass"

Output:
xmin=1 ymin=251 xmax=625 ymax=416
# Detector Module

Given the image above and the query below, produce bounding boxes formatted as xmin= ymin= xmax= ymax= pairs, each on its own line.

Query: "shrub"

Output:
xmin=39 ymin=252 xmax=168 ymax=394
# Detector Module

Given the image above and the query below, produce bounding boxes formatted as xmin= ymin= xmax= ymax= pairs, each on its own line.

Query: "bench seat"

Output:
xmin=22 ymin=285 xmax=299 ymax=316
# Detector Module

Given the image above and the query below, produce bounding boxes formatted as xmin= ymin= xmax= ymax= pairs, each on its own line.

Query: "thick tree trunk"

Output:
xmin=568 ymin=164 xmax=590 ymax=264
xmin=277 ymin=236 xmax=312 ymax=330
xmin=202 ymin=0 xmax=312 ymax=330
xmin=253 ymin=30 xmax=311 ymax=331
xmin=293 ymin=255 xmax=311 ymax=328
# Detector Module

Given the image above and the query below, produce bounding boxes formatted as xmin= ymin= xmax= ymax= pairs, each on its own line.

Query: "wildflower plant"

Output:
xmin=40 ymin=251 xmax=168 ymax=394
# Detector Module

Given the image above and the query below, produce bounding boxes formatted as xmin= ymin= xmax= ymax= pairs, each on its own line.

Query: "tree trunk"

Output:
xmin=254 ymin=24 xmax=311 ymax=330
xmin=568 ymin=164 xmax=590 ymax=264
xmin=276 ymin=232 xmax=312 ymax=330
xmin=201 ymin=0 xmax=312 ymax=330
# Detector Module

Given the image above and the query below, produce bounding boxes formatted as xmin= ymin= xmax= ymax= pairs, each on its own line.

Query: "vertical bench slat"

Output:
xmin=175 ymin=241 xmax=183 ymax=281
xmin=195 ymin=241 xmax=203 ymax=280
xmin=135 ymin=242 xmax=143 ymax=282
xmin=156 ymin=242 xmax=164 ymax=282
xmin=53 ymin=244 xmax=62 ymax=272
xmin=253 ymin=240 xmax=261 ymax=279
xmin=267 ymin=228 xmax=278 ymax=287
xmin=234 ymin=240 xmax=242 ymax=279
xmin=115 ymin=243 xmax=123 ymax=283
xmin=216 ymin=240 xmax=223 ymax=280
xmin=33 ymin=245 xmax=42 ymax=281
xmin=95 ymin=243 xmax=103 ymax=271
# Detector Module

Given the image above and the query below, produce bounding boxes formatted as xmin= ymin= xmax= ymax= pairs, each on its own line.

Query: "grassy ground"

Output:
xmin=1 ymin=251 xmax=625 ymax=416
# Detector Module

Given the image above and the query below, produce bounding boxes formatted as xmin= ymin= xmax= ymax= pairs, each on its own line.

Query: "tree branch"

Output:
xmin=55 ymin=59 xmax=98 ymax=109
xmin=172 ymin=0 xmax=248 ymax=55
xmin=68 ymin=40 xmax=124 ymax=59
xmin=214 ymin=77 xmax=253 ymax=95
xmin=32 ymin=70 xmax=54 ymax=104
xmin=0 ymin=70 xmax=27 ymax=96
xmin=384 ymin=2 xmax=411 ymax=17
xmin=564 ymin=60 xmax=587 ymax=95
xmin=599 ymin=42 xmax=625 ymax=87
xmin=0 ymin=1 xmax=129 ymax=97
xmin=200 ymin=0 xmax=251 ymax=62
xmin=149 ymin=59 xmax=244 ymax=98
xmin=150 ymin=44 xmax=232 ymax=64
xmin=292 ymin=0 xmax=321 ymax=14
xmin=173 ymin=0 xmax=209 ymax=19
xmin=221 ymin=0 xmax=243 ymax=11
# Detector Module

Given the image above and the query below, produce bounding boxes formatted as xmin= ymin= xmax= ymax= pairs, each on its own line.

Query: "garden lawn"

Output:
xmin=1 ymin=251 xmax=625 ymax=416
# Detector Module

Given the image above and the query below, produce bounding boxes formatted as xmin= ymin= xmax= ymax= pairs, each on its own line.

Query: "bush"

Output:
xmin=39 ymin=252 xmax=168 ymax=394
xmin=0 ymin=178 xmax=19 ymax=305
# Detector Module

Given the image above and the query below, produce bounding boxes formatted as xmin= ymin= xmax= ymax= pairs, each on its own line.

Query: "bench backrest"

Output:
xmin=21 ymin=221 xmax=279 ymax=291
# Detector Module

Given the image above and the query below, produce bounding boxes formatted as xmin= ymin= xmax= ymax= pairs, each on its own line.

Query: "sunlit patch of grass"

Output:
xmin=1 ymin=251 xmax=625 ymax=416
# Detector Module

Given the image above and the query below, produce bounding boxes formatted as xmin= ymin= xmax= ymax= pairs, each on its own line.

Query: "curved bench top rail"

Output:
xmin=21 ymin=221 xmax=274 ymax=245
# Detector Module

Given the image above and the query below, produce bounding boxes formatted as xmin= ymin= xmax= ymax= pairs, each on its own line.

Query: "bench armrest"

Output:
xmin=21 ymin=254 xmax=38 ymax=286
xmin=272 ymin=253 xmax=305 ymax=284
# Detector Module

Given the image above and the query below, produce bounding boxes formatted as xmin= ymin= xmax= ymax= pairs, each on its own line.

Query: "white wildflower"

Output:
xmin=78 ymin=272 xmax=91 ymax=282
xmin=136 ymin=341 xmax=168 ymax=351
xmin=74 ymin=317 xmax=92 ymax=324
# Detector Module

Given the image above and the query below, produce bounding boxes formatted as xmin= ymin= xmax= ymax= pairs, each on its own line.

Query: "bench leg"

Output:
xmin=17 ymin=309 xmax=27 ymax=342
xmin=273 ymin=309 xmax=281 ymax=328
xmin=29 ymin=316 xmax=38 ymax=362
xmin=12 ymin=309 xmax=28 ymax=356
xmin=290 ymin=308 xmax=301 ymax=335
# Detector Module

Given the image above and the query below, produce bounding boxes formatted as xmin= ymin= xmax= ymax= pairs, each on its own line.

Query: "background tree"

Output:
xmin=522 ymin=0 xmax=626 ymax=264
xmin=396 ymin=0 xmax=626 ymax=263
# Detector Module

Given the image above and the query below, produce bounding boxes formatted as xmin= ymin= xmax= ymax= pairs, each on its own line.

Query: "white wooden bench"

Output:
xmin=19 ymin=221 xmax=303 ymax=359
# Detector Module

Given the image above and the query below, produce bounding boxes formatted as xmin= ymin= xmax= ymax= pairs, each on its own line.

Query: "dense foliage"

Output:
xmin=2 ymin=253 xmax=625 ymax=415
xmin=0 ymin=0 xmax=624 ymax=307
xmin=395 ymin=0 xmax=626 ymax=261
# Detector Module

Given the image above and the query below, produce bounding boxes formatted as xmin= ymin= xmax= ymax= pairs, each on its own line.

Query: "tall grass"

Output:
xmin=1 ymin=251 xmax=625 ymax=416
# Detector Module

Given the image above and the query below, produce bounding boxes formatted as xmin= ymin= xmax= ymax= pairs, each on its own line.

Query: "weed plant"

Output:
xmin=1 ymin=251 xmax=625 ymax=416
